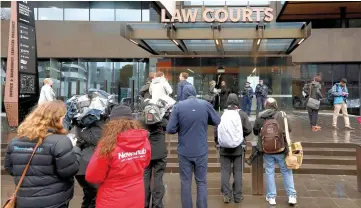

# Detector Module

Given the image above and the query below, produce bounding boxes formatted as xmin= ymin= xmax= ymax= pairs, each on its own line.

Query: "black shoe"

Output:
xmin=234 ymin=196 xmax=244 ymax=203
xmin=223 ymin=196 xmax=231 ymax=203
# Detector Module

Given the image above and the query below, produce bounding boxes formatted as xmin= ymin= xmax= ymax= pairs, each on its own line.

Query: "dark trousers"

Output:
xmin=242 ymin=96 xmax=252 ymax=116
xmin=220 ymin=155 xmax=243 ymax=201
xmin=307 ymin=107 xmax=319 ymax=126
xmin=178 ymin=153 xmax=208 ymax=208
xmin=75 ymin=175 xmax=97 ymax=208
xmin=144 ymin=158 xmax=167 ymax=208
xmin=256 ymin=96 xmax=266 ymax=113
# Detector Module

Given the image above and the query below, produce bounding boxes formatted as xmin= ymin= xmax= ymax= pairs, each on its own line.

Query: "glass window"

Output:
xmin=38 ymin=2 xmax=63 ymax=20
xmin=226 ymin=1 xmax=249 ymax=6
xmin=184 ymin=1 xmax=204 ymax=6
xmin=0 ymin=8 xmax=11 ymax=20
xmin=64 ymin=2 xmax=89 ymax=21
xmin=115 ymin=1 xmax=141 ymax=21
xmin=204 ymin=1 xmax=225 ymax=6
xmin=90 ymin=1 xmax=115 ymax=21
xmin=349 ymin=19 xmax=361 ymax=28
xmin=141 ymin=1 xmax=150 ymax=22
xmin=34 ymin=8 xmax=37 ymax=20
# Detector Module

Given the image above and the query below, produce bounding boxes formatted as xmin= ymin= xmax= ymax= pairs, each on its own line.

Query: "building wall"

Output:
xmin=1 ymin=20 xmax=151 ymax=58
xmin=291 ymin=28 xmax=361 ymax=63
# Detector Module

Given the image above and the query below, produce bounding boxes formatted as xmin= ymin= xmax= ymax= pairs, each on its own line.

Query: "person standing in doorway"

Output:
xmin=38 ymin=78 xmax=56 ymax=104
xmin=167 ymin=85 xmax=220 ymax=208
xmin=149 ymin=72 xmax=173 ymax=102
xmin=220 ymin=81 xmax=230 ymax=111
xmin=177 ymin=72 xmax=192 ymax=102
xmin=303 ymin=76 xmax=323 ymax=131
xmin=140 ymin=72 xmax=155 ymax=100
xmin=255 ymin=80 xmax=269 ymax=114
xmin=332 ymin=78 xmax=355 ymax=130
xmin=241 ymin=82 xmax=254 ymax=116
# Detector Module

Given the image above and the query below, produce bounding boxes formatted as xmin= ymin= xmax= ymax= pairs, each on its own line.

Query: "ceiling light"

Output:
xmin=252 ymin=68 xmax=257 ymax=73
xmin=215 ymin=39 xmax=219 ymax=45
xmin=172 ymin=40 xmax=179 ymax=45
xmin=187 ymin=68 xmax=194 ymax=73
xmin=298 ymin=38 xmax=305 ymax=45
xmin=257 ymin=39 xmax=261 ymax=45
xmin=129 ymin=39 xmax=138 ymax=45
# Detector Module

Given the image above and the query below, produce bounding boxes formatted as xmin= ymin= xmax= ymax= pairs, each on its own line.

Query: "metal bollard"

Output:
xmin=251 ymin=142 xmax=264 ymax=195
xmin=357 ymin=144 xmax=361 ymax=192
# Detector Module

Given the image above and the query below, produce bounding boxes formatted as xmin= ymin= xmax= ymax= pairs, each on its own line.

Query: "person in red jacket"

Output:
xmin=86 ymin=104 xmax=151 ymax=208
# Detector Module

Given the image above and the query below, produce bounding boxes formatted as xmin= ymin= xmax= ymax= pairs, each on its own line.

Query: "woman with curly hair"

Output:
xmin=86 ymin=104 xmax=151 ymax=208
xmin=4 ymin=100 xmax=80 ymax=208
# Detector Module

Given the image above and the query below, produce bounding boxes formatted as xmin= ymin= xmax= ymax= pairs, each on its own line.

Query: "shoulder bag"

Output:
xmin=306 ymin=84 xmax=320 ymax=110
xmin=2 ymin=138 xmax=44 ymax=208
xmin=281 ymin=112 xmax=303 ymax=170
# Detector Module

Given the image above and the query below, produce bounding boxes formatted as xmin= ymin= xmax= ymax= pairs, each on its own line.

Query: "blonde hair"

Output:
xmin=44 ymin=78 xmax=52 ymax=85
xmin=209 ymin=80 xmax=216 ymax=87
xmin=17 ymin=100 xmax=67 ymax=141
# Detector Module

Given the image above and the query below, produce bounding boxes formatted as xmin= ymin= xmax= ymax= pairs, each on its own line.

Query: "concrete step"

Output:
xmin=164 ymin=163 xmax=357 ymax=175
xmin=167 ymin=147 xmax=356 ymax=157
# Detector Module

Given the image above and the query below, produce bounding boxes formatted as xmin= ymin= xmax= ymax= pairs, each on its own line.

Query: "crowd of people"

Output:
xmin=3 ymin=72 xmax=357 ymax=208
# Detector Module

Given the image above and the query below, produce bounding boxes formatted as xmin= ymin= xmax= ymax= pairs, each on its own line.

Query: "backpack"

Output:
xmin=260 ymin=117 xmax=285 ymax=154
xmin=217 ymin=109 xmax=244 ymax=148
xmin=327 ymin=86 xmax=335 ymax=105
xmin=144 ymin=103 xmax=162 ymax=125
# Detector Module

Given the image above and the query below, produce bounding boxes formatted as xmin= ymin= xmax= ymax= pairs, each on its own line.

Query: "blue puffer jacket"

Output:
xmin=332 ymin=83 xmax=348 ymax=105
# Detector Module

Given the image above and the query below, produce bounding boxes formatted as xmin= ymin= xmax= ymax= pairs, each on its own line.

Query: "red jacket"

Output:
xmin=86 ymin=129 xmax=151 ymax=208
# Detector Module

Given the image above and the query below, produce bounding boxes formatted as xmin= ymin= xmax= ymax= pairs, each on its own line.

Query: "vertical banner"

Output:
xmin=4 ymin=1 xmax=38 ymax=127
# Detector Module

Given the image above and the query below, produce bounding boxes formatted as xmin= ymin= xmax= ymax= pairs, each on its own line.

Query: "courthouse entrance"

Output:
xmin=123 ymin=22 xmax=311 ymax=111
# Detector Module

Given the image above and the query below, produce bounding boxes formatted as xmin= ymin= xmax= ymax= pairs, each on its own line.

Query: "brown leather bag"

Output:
xmin=261 ymin=118 xmax=285 ymax=154
xmin=3 ymin=139 xmax=43 ymax=208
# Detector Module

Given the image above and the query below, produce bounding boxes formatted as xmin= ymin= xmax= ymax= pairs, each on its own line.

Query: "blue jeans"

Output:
xmin=264 ymin=154 xmax=297 ymax=199
xmin=242 ymin=96 xmax=252 ymax=116
xmin=256 ymin=96 xmax=266 ymax=113
xmin=178 ymin=153 xmax=208 ymax=208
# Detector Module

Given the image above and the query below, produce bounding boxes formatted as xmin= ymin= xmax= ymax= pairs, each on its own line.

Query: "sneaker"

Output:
xmin=223 ymin=196 xmax=231 ymax=204
xmin=266 ymin=197 xmax=276 ymax=205
xmin=234 ymin=196 xmax=244 ymax=203
xmin=288 ymin=196 xmax=297 ymax=205
xmin=345 ymin=126 xmax=355 ymax=130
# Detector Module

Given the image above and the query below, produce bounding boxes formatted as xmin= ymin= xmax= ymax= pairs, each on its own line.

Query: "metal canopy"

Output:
xmin=124 ymin=22 xmax=311 ymax=55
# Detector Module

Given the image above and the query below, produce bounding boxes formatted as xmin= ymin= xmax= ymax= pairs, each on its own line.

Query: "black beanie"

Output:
xmin=109 ymin=104 xmax=133 ymax=121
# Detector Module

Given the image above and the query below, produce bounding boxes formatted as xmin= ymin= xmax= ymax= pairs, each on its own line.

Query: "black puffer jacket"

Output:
xmin=4 ymin=134 xmax=81 ymax=208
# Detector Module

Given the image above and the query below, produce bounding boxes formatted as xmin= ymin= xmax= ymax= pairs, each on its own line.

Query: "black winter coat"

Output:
xmin=75 ymin=120 xmax=105 ymax=175
xmin=141 ymin=118 xmax=168 ymax=160
xmin=4 ymin=134 xmax=81 ymax=208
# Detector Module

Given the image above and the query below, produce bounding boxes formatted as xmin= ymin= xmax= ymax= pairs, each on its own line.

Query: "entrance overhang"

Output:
xmin=123 ymin=22 xmax=311 ymax=56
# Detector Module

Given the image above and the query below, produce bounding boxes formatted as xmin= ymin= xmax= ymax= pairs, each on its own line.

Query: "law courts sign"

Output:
xmin=161 ymin=7 xmax=274 ymax=23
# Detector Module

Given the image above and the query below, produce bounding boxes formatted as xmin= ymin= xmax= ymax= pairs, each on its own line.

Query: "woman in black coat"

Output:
xmin=5 ymin=101 xmax=80 ymax=208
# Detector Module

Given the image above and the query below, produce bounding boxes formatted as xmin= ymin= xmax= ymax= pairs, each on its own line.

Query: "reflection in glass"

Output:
xmin=90 ymin=1 xmax=115 ymax=21
xmin=64 ymin=2 xmax=89 ymax=21
xmin=0 ymin=8 xmax=11 ymax=20
xmin=38 ymin=7 xmax=63 ymax=20
xmin=115 ymin=1 xmax=141 ymax=21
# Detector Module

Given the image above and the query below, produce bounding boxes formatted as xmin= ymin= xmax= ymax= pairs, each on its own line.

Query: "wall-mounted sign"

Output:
xmin=161 ymin=7 xmax=274 ymax=23
xmin=4 ymin=1 xmax=39 ymax=127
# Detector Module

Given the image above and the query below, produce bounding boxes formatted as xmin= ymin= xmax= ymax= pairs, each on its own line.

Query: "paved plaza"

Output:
xmin=1 ymin=111 xmax=361 ymax=207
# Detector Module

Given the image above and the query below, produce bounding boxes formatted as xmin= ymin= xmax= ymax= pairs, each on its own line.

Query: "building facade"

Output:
xmin=1 ymin=1 xmax=360 ymax=116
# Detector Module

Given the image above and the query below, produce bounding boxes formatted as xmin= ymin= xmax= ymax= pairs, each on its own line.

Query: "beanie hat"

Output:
xmin=109 ymin=104 xmax=133 ymax=121
xmin=340 ymin=78 xmax=347 ymax=83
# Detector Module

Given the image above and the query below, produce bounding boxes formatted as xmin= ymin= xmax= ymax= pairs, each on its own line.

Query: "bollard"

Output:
xmin=357 ymin=144 xmax=361 ymax=192
xmin=251 ymin=142 xmax=264 ymax=195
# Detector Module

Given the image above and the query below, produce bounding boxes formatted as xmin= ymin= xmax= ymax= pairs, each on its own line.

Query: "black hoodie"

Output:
xmin=214 ymin=93 xmax=253 ymax=156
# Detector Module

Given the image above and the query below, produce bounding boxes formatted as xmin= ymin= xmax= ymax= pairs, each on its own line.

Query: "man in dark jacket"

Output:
xmin=220 ymin=81 xmax=230 ymax=111
xmin=140 ymin=72 xmax=155 ymax=99
xmin=214 ymin=93 xmax=252 ymax=204
xmin=241 ymin=82 xmax=254 ymax=116
xmin=253 ymin=98 xmax=297 ymax=206
xmin=75 ymin=119 xmax=105 ymax=208
xmin=255 ymin=80 xmax=269 ymax=114
xmin=177 ymin=72 xmax=192 ymax=101
xmin=5 ymin=132 xmax=81 ymax=208
xmin=141 ymin=117 xmax=168 ymax=208
xmin=167 ymin=85 xmax=220 ymax=208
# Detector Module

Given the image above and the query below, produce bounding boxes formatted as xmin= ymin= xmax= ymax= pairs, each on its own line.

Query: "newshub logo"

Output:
xmin=161 ymin=7 xmax=274 ymax=23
